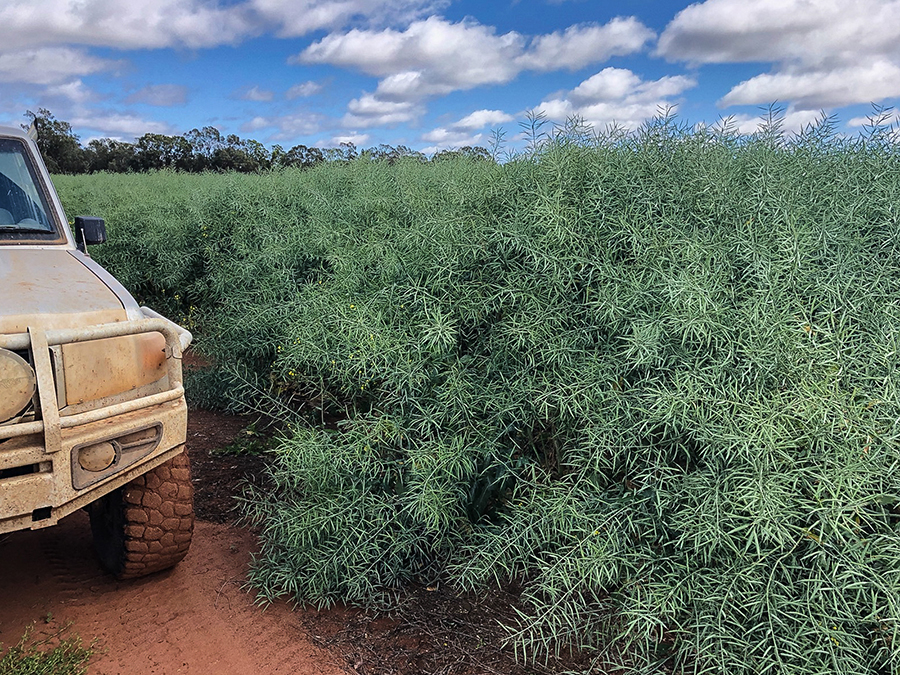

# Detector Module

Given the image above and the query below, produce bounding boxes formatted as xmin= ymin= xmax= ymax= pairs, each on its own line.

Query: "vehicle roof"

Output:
xmin=0 ymin=125 xmax=29 ymax=139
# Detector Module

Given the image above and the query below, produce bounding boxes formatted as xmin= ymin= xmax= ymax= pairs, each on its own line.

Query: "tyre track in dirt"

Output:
xmin=0 ymin=510 xmax=343 ymax=674
xmin=0 ymin=406 xmax=345 ymax=675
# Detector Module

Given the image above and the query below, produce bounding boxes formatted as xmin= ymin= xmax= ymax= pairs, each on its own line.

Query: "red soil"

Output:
xmin=0 ymin=515 xmax=343 ymax=675
xmin=0 ymin=409 xmax=344 ymax=675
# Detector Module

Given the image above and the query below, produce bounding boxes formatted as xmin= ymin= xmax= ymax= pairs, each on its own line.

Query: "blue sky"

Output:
xmin=2 ymin=0 xmax=899 ymax=152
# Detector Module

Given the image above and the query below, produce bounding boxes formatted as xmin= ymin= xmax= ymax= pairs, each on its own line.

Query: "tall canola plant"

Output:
xmin=56 ymin=112 xmax=900 ymax=674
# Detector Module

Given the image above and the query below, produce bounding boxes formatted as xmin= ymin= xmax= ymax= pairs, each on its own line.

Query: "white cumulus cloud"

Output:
xmin=722 ymin=107 xmax=826 ymax=135
xmin=240 ymin=85 xmax=275 ymax=102
xmin=45 ymin=79 xmax=98 ymax=105
xmin=0 ymin=0 xmax=454 ymax=65
xmin=454 ymin=109 xmax=514 ymax=130
xmin=126 ymin=84 xmax=189 ymax=107
xmin=296 ymin=17 xmax=524 ymax=96
xmin=70 ymin=113 xmax=176 ymax=138
xmin=0 ymin=0 xmax=255 ymax=51
xmin=297 ymin=15 xmax=654 ymax=126
xmin=239 ymin=112 xmax=324 ymax=140
xmin=535 ymin=67 xmax=697 ymax=130
xmin=328 ymin=132 xmax=370 ymax=146
xmin=519 ymin=18 xmax=654 ymax=72
xmin=420 ymin=108 xmax=514 ymax=150
xmin=0 ymin=47 xmax=118 ymax=85
xmin=658 ymin=0 xmax=900 ymax=110
xmin=286 ymin=81 xmax=323 ymax=99
xmin=419 ymin=129 xmax=485 ymax=152
xmin=343 ymin=94 xmax=423 ymax=127
xmin=421 ymin=127 xmax=479 ymax=143
xmin=298 ymin=16 xmax=653 ymax=99
xmin=848 ymin=111 xmax=900 ymax=128
xmin=721 ymin=61 xmax=900 ymax=109
xmin=252 ymin=0 xmax=449 ymax=38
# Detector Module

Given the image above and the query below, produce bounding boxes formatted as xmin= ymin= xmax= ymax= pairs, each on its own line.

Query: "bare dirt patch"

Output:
xmin=186 ymin=408 xmax=269 ymax=524
xmin=0 ymin=411 xmax=341 ymax=675
xmin=0 ymin=515 xmax=342 ymax=675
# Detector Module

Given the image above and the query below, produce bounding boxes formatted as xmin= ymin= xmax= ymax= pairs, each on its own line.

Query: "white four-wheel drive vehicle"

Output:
xmin=0 ymin=124 xmax=194 ymax=579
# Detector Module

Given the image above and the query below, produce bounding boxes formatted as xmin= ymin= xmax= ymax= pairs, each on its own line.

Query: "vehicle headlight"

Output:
xmin=0 ymin=348 xmax=36 ymax=423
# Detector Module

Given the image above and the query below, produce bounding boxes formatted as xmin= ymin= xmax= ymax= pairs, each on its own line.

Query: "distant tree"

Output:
xmin=394 ymin=145 xmax=427 ymax=163
xmin=18 ymin=108 xmax=438 ymax=175
xmin=431 ymin=146 xmax=492 ymax=162
xmin=208 ymin=134 xmax=270 ymax=172
xmin=134 ymin=133 xmax=194 ymax=171
xmin=85 ymin=138 xmax=137 ymax=173
xmin=22 ymin=108 xmax=88 ymax=174
xmin=211 ymin=146 xmax=251 ymax=172
xmin=238 ymin=137 xmax=271 ymax=171
xmin=278 ymin=144 xmax=324 ymax=169
xmin=270 ymin=144 xmax=287 ymax=167
xmin=361 ymin=144 xmax=396 ymax=162
xmin=322 ymin=142 xmax=358 ymax=163
xmin=361 ymin=144 xmax=427 ymax=164
xmin=340 ymin=142 xmax=358 ymax=161
xmin=184 ymin=126 xmax=225 ymax=171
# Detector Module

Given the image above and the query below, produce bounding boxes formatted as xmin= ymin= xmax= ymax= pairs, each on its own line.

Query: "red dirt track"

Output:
xmin=0 ymin=408 xmax=344 ymax=675
xmin=0 ymin=512 xmax=343 ymax=675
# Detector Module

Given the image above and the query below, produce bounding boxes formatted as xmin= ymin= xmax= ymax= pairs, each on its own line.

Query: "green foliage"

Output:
xmin=22 ymin=108 xmax=489 ymax=174
xmin=55 ymin=111 xmax=900 ymax=674
xmin=213 ymin=420 xmax=272 ymax=456
xmin=0 ymin=624 xmax=93 ymax=675
xmin=182 ymin=365 xmax=244 ymax=412
xmin=24 ymin=109 xmax=87 ymax=175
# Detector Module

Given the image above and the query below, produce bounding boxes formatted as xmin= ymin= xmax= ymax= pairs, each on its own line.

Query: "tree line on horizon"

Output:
xmin=21 ymin=109 xmax=492 ymax=174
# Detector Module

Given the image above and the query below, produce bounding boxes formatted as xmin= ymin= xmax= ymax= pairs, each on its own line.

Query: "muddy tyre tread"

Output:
xmin=89 ymin=451 xmax=194 ymax=580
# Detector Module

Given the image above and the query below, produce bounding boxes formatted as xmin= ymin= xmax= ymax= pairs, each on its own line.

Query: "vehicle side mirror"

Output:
xmin=74 ymin=216 xmax=107 ymax=253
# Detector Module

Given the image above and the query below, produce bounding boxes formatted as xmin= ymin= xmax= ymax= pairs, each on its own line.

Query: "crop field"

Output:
xmin=55 ymin=115 xmax=900 ymax=674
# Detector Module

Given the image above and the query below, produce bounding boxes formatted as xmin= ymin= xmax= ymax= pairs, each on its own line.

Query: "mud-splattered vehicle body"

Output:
xmin=0 ymin=124 xmax=194 ymax=578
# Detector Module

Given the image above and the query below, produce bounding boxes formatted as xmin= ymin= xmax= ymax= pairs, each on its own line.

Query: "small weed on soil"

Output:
xmin=0 ymin=621 xmax=94 ymax=675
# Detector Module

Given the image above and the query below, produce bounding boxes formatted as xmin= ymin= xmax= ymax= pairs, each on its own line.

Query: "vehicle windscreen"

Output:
xmin=0 ymin=138 xmax=59 ymax=242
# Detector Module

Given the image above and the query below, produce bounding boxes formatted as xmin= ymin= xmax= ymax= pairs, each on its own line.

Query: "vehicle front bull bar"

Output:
xmin=0 ymin=310 xmax=192 ymax=451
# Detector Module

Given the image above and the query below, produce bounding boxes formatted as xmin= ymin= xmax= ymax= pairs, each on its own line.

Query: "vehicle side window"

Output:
xmin=0 ymin=141 xmax=53 ymax=231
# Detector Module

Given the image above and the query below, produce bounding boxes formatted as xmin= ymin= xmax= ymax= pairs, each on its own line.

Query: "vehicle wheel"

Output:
xmin=88 ymin=451 xmax=194 ymax=580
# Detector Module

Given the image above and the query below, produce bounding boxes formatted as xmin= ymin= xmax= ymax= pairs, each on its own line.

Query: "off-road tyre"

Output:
xmin=88 ymin=451 xmax=194 ymax=580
